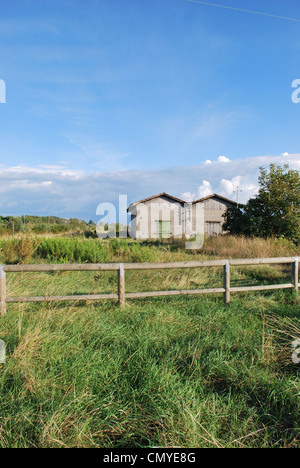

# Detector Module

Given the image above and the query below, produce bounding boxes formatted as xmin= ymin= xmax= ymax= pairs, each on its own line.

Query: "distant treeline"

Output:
xmin=0 ymin=215 xmax=96 ymax=236
xmin=0 ymin=216 xmax=128 ymax=238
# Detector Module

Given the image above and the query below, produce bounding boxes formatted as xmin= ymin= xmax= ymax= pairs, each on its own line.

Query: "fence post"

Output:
xmin=224 ymin=260 xmax=230 ymax=304
xmin=0 ymin=266 xmax=6 ymax=315
xmin=293 ymin=257 xmax=299 ymax=295
xmin=118 ymin=263 xmax=125 ymax=308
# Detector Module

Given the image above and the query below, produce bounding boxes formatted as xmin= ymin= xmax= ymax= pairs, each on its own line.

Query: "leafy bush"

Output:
xmin=32 ymin=224 xmax=50 ymax=234
xmin=223 ymin=164 xmax=300 ymax=243
xmin=109 ymin=239 xmax=129 ymax=257
xmin=0 ymin=235 xmax=41 ymax=264
xmin=128 ymin=243 xmax=158 ymax=262
xmin=50 ymin=225 xmax=71 ymax=234
xmin=36 ymin=238 xmax=110 ymax=263
xmin=0 ymin=225 xmax=11 ymax=236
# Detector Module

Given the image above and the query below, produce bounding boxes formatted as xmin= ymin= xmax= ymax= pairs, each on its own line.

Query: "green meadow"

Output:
xmin=0 ymin=235 xmax=299 ymax=448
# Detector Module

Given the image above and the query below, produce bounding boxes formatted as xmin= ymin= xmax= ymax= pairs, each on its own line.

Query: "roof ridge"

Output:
xmin=192 ymin=193 xmax=236 ymax=204
xmin=129 ymin=192 xmax=186 ymax=206
xmin=128 ymin=192 xmax=236 ymax=208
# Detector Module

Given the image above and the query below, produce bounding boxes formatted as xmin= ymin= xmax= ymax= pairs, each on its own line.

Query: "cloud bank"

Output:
xmin=0 ymin=153 xmax=298 ymax=221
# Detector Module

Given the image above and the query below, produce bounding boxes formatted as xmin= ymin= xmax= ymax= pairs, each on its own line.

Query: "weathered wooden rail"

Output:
xmin=0 ymin=257 xmax=298 ymax=314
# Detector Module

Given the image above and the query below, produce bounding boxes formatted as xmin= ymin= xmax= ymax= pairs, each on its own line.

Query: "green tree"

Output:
xmin=223 ymin=164 xmax=300 ymax=243
xmin=222 ymin=204 xmax=248 ymax=235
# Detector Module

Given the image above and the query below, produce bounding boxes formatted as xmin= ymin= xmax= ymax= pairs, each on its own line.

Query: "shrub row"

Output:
xmin=0 ymin=236 xmax=159 ymax=264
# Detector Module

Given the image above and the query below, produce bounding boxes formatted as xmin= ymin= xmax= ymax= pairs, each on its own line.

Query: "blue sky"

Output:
xmin=0 ymin=0 xmax=299 ymax=220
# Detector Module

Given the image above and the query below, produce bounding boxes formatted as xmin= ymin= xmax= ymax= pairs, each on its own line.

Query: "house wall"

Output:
xmin=199 ymin=197 xmax=233 ymax=236
xmin=129 ymin=195 xmax=234 ymax=239
xmin=129 ymin=196 xmax=184 ymax=239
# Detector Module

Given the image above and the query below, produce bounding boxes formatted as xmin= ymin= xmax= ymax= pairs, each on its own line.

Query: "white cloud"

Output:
xmin=219 ymin=176 xmax=258 ymax=202
xmin=0 ymin=153 xmax=298 ymax=220
xmin=217 ymin=155 xmax=231 ymax=163
xmin=181 ymin=192 xmax=195 ymax=203
xmin=181 ymin=180 xmax=213 ymax=202
xmin=196 ymin=180 xmax=214 ymax=199
xmin=220 ymin=176 xmax=242 ymax=195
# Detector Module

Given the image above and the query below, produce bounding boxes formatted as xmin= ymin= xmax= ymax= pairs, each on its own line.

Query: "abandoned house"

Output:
xmin=127 ymin=192 xmax=236 ymax=239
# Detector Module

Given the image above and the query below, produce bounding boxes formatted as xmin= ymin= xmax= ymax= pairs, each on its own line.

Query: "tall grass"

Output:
xmin=0 ymin=291 xmax=299 ymax=448
xmin=1 ymin=234 xmax=298 ymax=266
xmin=36 ymin=237 xmax=110 ymax=263
xmin=202 ymin=235 xmax=298 ymax=259
xmin=0 ymin=234 xmax=299 ymax=447
xmin=0 ymin=235 xmax=41 ymax=264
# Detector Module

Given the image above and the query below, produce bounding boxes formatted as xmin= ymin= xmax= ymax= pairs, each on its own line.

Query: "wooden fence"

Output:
xmin=0 ymin=256 xmax=299 ymax=314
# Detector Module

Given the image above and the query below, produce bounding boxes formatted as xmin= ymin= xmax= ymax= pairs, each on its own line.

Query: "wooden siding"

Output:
xmin=205 ymin=221 xmax=222 ymax=236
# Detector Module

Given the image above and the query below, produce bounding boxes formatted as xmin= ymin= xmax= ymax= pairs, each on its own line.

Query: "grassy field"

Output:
xmin=0 ymin=235 xmax=299 ymax=448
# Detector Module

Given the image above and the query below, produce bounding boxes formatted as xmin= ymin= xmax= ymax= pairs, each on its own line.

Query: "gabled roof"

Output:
xmin=128 ymin=192 xmax=236 ymax=211
xmin=128 ymin=192 xmax=185 ymax=210
xmin=192 ymin=193 xmax=236 ymax=205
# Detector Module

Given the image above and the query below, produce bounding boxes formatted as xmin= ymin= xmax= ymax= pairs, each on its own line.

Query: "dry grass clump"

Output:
xmin=0 ymin=235 xmax=41 ymax=264
xmin=202 ymin=235 xmax=298 ymax=259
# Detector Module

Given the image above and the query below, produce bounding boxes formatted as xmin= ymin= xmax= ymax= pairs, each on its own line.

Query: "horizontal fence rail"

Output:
xmin=0 ymin=257 xmax=299 ymax=314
